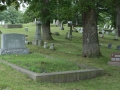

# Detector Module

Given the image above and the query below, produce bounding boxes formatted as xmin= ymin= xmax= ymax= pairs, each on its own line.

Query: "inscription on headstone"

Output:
xmin=111 ymin=53 xmax=120 ymax=62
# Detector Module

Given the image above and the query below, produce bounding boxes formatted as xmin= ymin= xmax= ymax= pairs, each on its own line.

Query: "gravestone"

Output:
xmin=0 ymin=33 xmax=29 ymax=54
xmin=114 ymin=35 xmax=118 ymax=41
xmin=49 ymin=43 xmax=55 ymax=50
xmin=116 ymin=45 xmax=120 ymax=50
xmin=25 ymin=27 xmax=28 ymax=32
xmin=44 ymin=42 xmax=47 ymax=49
xmin=53 ymin=19 xmax=56 ymax=25
xmin=32 ymin=20 xmax=42 ymax=45
xmin=108 ymin=53 xmax=120 ymax=67
xmin=108 ymin=44 xmax=112 ymax=49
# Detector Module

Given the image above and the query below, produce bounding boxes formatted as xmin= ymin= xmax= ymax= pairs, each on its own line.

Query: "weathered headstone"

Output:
xmin=49 ymin=43 xmax=55 ymax=50
xmin=53 ymin=19 xmax=56 ymax=25
xmin=108 ymin=53 xmax=120 ymax=67
xmin=25 ymin=27 xmax=28 ymax=32
xmin=44 ymin=42 xmax=47 ymax=49
xmin=114 ymin=35 xmax=118 ymax=41
xmin=0 ymin=33 xmax=29 ymax=54
xmin=108 ymin=44 xmax=112 ymax=49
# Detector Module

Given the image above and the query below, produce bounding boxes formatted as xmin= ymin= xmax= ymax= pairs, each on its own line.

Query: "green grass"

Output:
xmin=1 ymin=53 xmax=80 ymax=73
xmin=0 ymin=23 xmax=120 ymax=90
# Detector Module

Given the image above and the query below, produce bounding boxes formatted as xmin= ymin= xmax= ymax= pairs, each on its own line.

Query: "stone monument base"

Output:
xmin=32 ymin=39 xmax=43 ymax=46
xmin=108 ymin=61 xmax=120 ymax=67
xmin=0 ymin=48 xmax=30 ymax=55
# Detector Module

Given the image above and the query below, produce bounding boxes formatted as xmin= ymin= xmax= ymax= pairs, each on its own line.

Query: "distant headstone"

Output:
xmin=56 ymin=20 xmax=60 ymax=27
xmin=53 ymin=19 xmax=56 ymax=25
xmin=38 ymin=40 xmax=42 ymax=46
xmin=25 ymin=27 xmax=28 ymax=32
xmin=116 ymin=45 xmax=120 ymax=50
xmin=44 ymin=42 xmax=47 ymax=49
xmin=49 ymin=43 xmax=55 ymax=50
xmin=0 ymin=33 xmax=29 ymax=54
xmin=108 ymin=44 xmax=112 ymax=49
xmin=114 ymin=35 xmax=118 ymax=41
xmin=100 ymin=34 xmax=104 ymax=38
xmin=108 ymin=53 xmax=120 ymax=67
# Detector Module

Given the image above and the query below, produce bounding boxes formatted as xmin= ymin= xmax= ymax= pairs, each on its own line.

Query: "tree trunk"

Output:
xmin=41 ymin=0 xmax=53 ymax=41
xmin=116 ymin=6 xmax=120 ymax=37
xmin=82 ymin=8 xmax=101 ymax=57
xmin=42 ymin=20 xmax=53 ymax=41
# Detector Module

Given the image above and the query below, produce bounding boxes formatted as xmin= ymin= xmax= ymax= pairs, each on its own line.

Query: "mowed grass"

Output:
xmin=1 ymin=53 xmax=80 ymax=73
xmin=0 ymin=23 xmax=120 ymax=90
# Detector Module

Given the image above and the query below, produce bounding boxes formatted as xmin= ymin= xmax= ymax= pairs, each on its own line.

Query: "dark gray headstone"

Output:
xmin=108 ymin=44 xmax=112 ymax=49
xmin=116 ymin=45 xmax=120 ymax=50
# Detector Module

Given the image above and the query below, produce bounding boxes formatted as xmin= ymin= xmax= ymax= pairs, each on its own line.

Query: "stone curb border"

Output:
xmin=0 ymin=60 xmax=104 ymax=83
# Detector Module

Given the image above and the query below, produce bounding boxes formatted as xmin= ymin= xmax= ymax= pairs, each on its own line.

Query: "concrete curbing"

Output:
xmin=0 ymin=60 xmax=104 ymax=83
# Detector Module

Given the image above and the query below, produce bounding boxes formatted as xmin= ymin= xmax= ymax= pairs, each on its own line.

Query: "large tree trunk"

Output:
xmin=82 ymin=8 xmax=101 ymax=57
xmin=116 ymin=6 xmax=120 ymax=37
xmin=41 ymin=0 xmax=53 ymax=41
xmin=42 ymin=20 xmax=53 ymax=41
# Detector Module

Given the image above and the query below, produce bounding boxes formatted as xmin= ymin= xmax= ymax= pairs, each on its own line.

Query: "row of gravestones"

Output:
xmin=108 ymin=44 xmax=120 ymax=50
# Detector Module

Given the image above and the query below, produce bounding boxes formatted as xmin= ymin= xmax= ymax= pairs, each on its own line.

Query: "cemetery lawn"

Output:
xmin=0 ymin=24 xmax=120 ymax=90
xmin=1 ymin=53 xmax=80 ymax=73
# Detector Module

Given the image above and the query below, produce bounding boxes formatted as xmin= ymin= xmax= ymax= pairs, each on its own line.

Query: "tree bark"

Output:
xmin=116 ymin=6 xmax=120 ymax=37
xmin=82 ymin=8 xmax=101 ymax=57
xmin=41 ymin=0 xmax=53 ymax=41
xmin=42 ymin=20 xmax=53 ymax=41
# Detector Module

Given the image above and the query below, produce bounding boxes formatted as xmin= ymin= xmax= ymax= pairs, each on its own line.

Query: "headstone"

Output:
xmin=56 ymin=20 xmax=60 ymax=27
xmin=102 ymin=29 xmax=105 ymax=34
xmin=116 ymin=45 xmax=120 ymax=50
xmin=44 ymin=42 xmax=47 ymax=49
xmin=53 ymin=19 xmax=56 ymax=25
xmin=38 ymin=40 xmax=42 ymax=46
xmin=112 ymin=30 xmax=115 ymax=34
xmin=0 ymin=33 xmax=29 ymax=54
xmin=108 ymin=53 xmax=120 ymax=67
xmin=60 ymin=20 xmax=64 ymax=30
xmin=25 ymin=27 xmax=28 ymax=32
xmin=108 ymin=44 xmax=112 ymax=49
xmin=32 ymin=20 xmax=42 ymax=45
xmin=49 ymin=43 xmax=55 ymax=50
xmin=114 ymin=35 xmax=118 ymax=41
